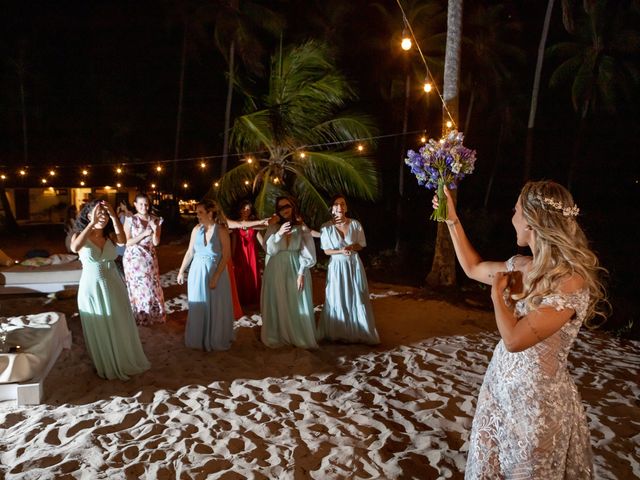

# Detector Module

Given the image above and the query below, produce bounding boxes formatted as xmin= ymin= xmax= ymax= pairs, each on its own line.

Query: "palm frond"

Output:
xmin=311 ymin=114 xmax=377 ymax=146
xmin=216 ymin=162 xmax=262 ymax=213
xmin=290 ymin=171 xmax=331 ymax=228
xmin=231 ymin=110 xmax=275 ymax=153
xmin=295 ymin=151 xmax=378 ymax=201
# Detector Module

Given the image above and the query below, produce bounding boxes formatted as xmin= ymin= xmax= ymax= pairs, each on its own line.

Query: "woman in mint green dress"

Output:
xmin=261 ymin=196 xmax=318 ymax=349
xmin=317 ymin=195 xmax=379 ymax=344
xmin=177 ymin=200 xmax=234 ymax=351
xmin=71 ymin=199 xmax=150 ymax=380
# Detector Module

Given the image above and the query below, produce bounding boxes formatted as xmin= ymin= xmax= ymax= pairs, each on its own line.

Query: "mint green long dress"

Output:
xmin=77 ymin=238 xmax=150 ymax=380
xmin=260 ymin=224 xmax=318 ymax=349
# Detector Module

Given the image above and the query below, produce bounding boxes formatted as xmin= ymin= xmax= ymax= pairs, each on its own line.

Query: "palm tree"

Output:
xmin=214 ymin=41 xmax=378 ymax=227
xmin=212 ymin=0 xmax=284 ymax=176
xmin=524 ymin=0 xmax=577 ymax=181
xmin=427 ymin=0 xmax=463 ymax=288
xmin=460 ymin=2 xmax=524 ymax=136
xmin=547 ymin=0 xmax=640 ymax=188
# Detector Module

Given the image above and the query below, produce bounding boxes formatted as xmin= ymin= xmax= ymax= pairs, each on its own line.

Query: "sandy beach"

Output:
xmin=1 ymin=237 xmax=639 ymax=479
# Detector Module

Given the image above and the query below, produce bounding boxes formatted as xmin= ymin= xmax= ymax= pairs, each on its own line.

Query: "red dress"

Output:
xmin=227 ymin=257 xmax=244 ymax=319
xmin=231 ymin=227 xmax=261 ymax=306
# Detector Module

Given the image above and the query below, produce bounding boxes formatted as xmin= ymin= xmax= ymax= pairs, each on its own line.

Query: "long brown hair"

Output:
xmin=198 ymin=199 xmax=227 ymax=226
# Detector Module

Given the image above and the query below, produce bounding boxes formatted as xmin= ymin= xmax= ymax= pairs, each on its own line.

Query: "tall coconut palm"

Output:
xmin=427 ymin=0 xmax=463 ymax=288
xmin=214 ymin=41 xmax=378 ymax=227
xmin=212 ymin=0 xmax=284 ymax=176
xmin=460 ymin=2 xmax=524 ymax=136
xmin=547 ymin=0 xmax=640 ymax=188
xmin=524 ymin=0 xmax=584 ymax=181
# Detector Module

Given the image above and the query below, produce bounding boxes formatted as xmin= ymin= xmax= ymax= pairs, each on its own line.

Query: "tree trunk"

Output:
xmin=395 ymin=72 xmax=411 ymax=253
xmin=524 ymin=0 xmax=555 ymax=182
xmin=221 ymin=40 xmax=236 ymax=177
xmin=0 ymin=187 xmax=19 ymax=232
xmin=173 ymin=25 xmax=188 ymax=192
xmin=427 ymin=0 xmax=463 ymax=288
xmin=19 ymin=72 xmax=28 ymax=165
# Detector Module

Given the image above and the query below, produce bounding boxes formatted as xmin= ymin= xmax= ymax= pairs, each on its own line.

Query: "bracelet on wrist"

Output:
xmin=446 ymin=218 xmax=460 ymax=227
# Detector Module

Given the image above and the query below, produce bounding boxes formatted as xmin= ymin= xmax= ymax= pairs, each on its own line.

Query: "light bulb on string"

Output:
xmin=82 ymin=169 xmax=88 ymax=176
xmin=116 ymin=167 xmax=122 ymax=174
xmin=446 ymin=121 xmax=453 ymax=129
xmin=19 ymin=169 xmax=26 ymax=176
xmin=183 ymin=183 xmax=188 ymax=189
xmin=244 ymin=180 xmax=250 ymax=186
xmin=214 ymin=182 xmax=220 ymax=188
xmin=116 ymin=182 xmax=122 ymax=188
xmin=200 ymin=161 xmax=206 ymax=169
xmin=401 ymin=29 xmax=412 ymax=51
xmin=156 ymin=165 xmax=162 ymax=173
xmin=423 ymin=82 xmax=432 ymax=93
xmin=357 ymin=144 xmax=364 ymax=152
xmin=49 ymin=170 xmax=56 ymax=176
xmin=41 ymin=178 xmax=47 ymax=184
xmin=80 ymin=181 xmax=85 ymax=186
xmin=0 ymin=174 xmax=6 ymax=180
xmin=420 ymin=135 xmax=427 ymax=143
xmin=299 ymin=152 xmax=306 ymax=159
xmin=151 ymin=183 xmax=156 ymax=189
xmin=246 ymin=157 xmax=253 ymax=164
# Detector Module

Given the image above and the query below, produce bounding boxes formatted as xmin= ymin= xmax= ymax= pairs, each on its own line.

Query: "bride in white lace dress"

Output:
xmin=435 ymin=180 xmax=607 ymax=479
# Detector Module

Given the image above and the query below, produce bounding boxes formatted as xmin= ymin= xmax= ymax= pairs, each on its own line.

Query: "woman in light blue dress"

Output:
xmin=261 ymin=196 xmax=318 ymax=349
xmin=317 ymin=195 xmax=379 ymax=345
xmin=177 ymin=200 xmax=234 ymax=351
xmin=71 ymin=199 xmax=150 ymax=380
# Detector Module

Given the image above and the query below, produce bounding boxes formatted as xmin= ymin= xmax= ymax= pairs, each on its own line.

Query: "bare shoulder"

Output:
xmin=559 ymin=273 xmax=585 ymax=294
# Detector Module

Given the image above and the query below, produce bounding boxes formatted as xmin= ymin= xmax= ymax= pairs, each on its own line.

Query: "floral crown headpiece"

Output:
xmin=537 ymin=195 xmax=579 ymax=217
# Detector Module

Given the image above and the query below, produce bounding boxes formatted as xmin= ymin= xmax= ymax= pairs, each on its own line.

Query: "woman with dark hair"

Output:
xmin=71 ymin=199 xmax=150 ymax=380
xmin=177 ymin=199 xmax=234 ymax=351
xmin=260 ymin=195 xmax=317 ymax=349
xmin=435 ymin=180 xmax=607 ymax=478
xmin=228 ymin=200 xmax=268 ymax=308
xmin=123 ymin=193 xmax=166 ymax=325
xmin=317 ymin=194 xmax=379 ymax=344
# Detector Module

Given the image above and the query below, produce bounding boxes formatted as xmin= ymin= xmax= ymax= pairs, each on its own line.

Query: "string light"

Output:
xmin=246 ymin=157 xmax=253 ymax=164
xmin=214 ymin=182 xmax=220 ymax=188
xmin=421 ymin=135 xmax=427 ymax=143
xmin=49 ymin=170 xmax=56 ymax=176
xmin=401 ymin=29 xmax=412 ymax=51
xmin=183 ymin=182 xmax=188 ymax=188
xmin=244 ymin=180 xmax=250 ymax=186
xmin=199 ymin=161 xmax=206 ymax=169
xmin=41 ymin=178 xmax=47 ymax=184
xmin=155 ymin=165 xmax=162 ymax=173
xmin=116 ymin=182 xmax=122 ymax=188
xmin=395 ymin=0 xmax=457 ymax=129
xmin=19 ymin=169 xmax=26 ymax=176
xmin=423 ymin=82 xmax=432 ymax=93
xmin=116 ymin=167 xmax=123 ymax=174
xmin=446 ymin=121 xmax=453 ymax=129
xmin=151 ymin=183 xmax=156 ymax=189
xmin=299 ymin=152 xmax=306 ymax=159
xmin=357 ymin=144 xmax=364 ymax=152
xmin=0 ymin=174 xmax=6 ymax=180
xmin=80 ymin=181 xmax=85 ymax=186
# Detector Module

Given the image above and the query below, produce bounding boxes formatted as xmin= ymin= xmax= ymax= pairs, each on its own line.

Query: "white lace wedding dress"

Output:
xmin=465 ymin=256 xmax=594 ymax=479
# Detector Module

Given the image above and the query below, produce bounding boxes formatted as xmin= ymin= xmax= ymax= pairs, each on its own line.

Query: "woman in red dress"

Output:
xmin=228 ymin=201 xmax=269 ymax=308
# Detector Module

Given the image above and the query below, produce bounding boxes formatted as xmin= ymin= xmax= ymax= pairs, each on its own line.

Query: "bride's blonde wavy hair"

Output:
xmin=515 ymin=180 xmax=608 ymax=327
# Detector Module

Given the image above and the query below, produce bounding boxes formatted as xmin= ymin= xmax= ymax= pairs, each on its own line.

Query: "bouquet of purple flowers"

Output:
xmin=405 ymin=130 xmax=477 ymax=222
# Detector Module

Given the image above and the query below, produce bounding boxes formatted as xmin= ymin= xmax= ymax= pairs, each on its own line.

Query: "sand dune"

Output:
xmin=1 ymin=277 xmax=638 ymax=479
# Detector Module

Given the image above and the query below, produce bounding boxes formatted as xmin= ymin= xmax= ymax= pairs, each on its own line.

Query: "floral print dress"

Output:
xmin=123 ymin=215 xmax=166 ymax=325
